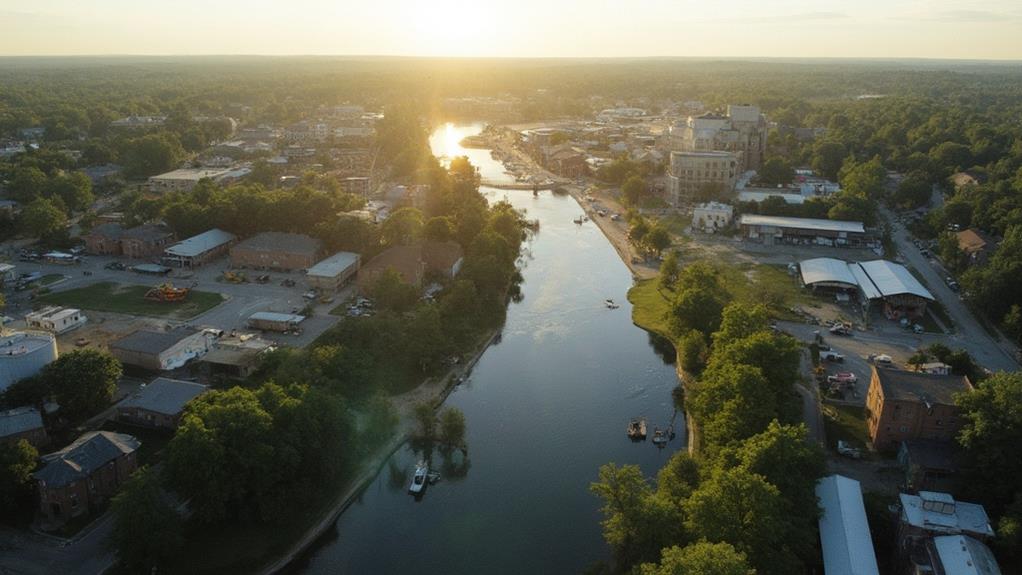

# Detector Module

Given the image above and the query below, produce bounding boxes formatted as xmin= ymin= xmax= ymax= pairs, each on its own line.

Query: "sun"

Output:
xmin=408 ymin=0 xmax=495 ymax=56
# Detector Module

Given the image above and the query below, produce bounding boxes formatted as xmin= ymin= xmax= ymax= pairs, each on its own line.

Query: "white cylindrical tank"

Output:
xmin=0 ymin=332 xmax=58 ymax=392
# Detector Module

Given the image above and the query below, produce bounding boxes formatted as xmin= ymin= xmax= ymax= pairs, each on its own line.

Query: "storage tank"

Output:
xmin=0 ymin=331 xmax=58 ymax=392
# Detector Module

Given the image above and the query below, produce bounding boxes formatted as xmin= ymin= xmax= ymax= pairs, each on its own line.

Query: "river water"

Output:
xmin=291 ymin=123 xmax=682 ymax=575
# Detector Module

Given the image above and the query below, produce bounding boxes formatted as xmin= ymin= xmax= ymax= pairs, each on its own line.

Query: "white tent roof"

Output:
xmin=739 ymin=214 xmax=865 ymax=233
xmin=816 ymin=475 xmax=880 ymax=575
xmin=855 ymin=260 xmax=934 ymax=301
xmin=800 ymin=258 xmax=859 ymax=287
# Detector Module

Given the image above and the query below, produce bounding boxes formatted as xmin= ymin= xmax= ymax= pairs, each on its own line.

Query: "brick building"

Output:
xmin=865 ymin=367 xmax=972 ymax=451
xmin=229 ymin=232 xmax=322 ymax=271
xmin=116 ymin=377 xmax=208 ymax=430
xmin=0 ymin=407 xmax=48 ymax=448
xmin=82 ymin=223 xmax=174 ymax=258
xmin=33 ymin=431 xmax=140 ymax=526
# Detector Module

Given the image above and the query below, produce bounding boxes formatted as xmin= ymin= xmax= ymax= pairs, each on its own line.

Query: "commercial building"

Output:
xmin=865 ymin=367 xmax=972 ymax=451
xmin=83 ymin=223 xmax=174 ymax=258
xmin=147 ymin=167 xmax=236 ymax=193
xmin=307 ymin=252 xmax=360 ymax=291
xmin=25 ymin=307 xmax=87 ymax=334
xmin=199 ymin=333 xmax=275 ymax=378
xmin=815 ymin=475 xmax=880 ymax=575
xmin=669 ymin=105 xmax=768 ymax=170
xmin=247 ymin=312 xmax=305 ymax=333
xmin=230 ymin=232 xmax=322 ymax=271
xmin=691 ymin=202 xmax=734 ymax=233
xmin=666 ymin=150 xmax=739 ymax=206
xmin=34 ymin=431 xmax=140 ymax=526
xmin=116 ymin=377 xmax=209 ymax=429
xmin=109 ymin=327 xmax=216 ymax=371
xmin=740 ymin=215 xmax=872 ymax=247
xmin=852 ymin=260 xmax=935 ymax=320
xmin=162 ymin=228 xmax=237 ymax=268
xmin=0 ymin=331 xmax=58 ymax=393
xmin=82 ymin=223 xmax=126 ymax=255
xmin=0 ymin=407 xmax=48 ymax=448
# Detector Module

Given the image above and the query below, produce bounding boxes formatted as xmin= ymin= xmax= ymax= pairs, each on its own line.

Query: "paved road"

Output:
xmin=882 ymin=206 xmax=1019 ymax=373
xmin=0 ymin=512 xmax=115 ymax=575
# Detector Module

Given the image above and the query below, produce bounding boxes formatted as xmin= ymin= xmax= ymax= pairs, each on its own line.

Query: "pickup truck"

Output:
xmin=820 ymin=350 xmax=845 ymax=362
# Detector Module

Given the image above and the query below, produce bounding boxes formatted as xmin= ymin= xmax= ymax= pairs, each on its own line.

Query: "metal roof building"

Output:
xmin=117 ymin=377 xmax=208 ymax=416
xmin=816 ymin=475 xmax=880 ymax=575
xmin=800 ymin=257 xmax=859 ymax=289
xmin=163 ymin=228 xmax=237 ymax=268
xmin=740 ymin=215 xmax=865 ymax=234
xmin=307 ymin=251 xmax=360 ymax=291
xmin=854 ymin=260 xmax=934 ymax=301
xmin=930 ymin=535 xmax=1002 ymax=575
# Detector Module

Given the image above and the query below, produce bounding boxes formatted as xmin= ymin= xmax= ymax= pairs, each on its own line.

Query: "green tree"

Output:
xmin=20 ymin=197 xmax=69 ymax=244
xmin=643 ymin=226 xmax=672 ymax=258
xmin=690 ymin=362 xmax=779 ymax=450
xmin=110 ymin=467 xmax=183 ymax=571
xmin=678 ymin=330 xmax=709 ymax=374
xmin=369 ymin=268 xmax=420 ymax=313
xmin=622 ymin=175 xmax=647 ymax=205
xmin=413 ymin=402 xmax=435 ymax=439
xmin=123 ymin=133 xmax=185 ymax=178
xmin=42 ymin=349 xmax=122 ymax=423
xmin=0 ymin=439 xmax=37 ymax=508
xmin=811 ymin=141 xmax=845 ymax=180
xmin=638 ymin=541 xmax=754 ymax=575
xmin=47 ymin=172 xmax=94 ymax=212
xmin=685 ymin=468 xmax=798 ymax=575
xmin=713 ymin=303 xmax=770 ymax=348
xmin=956 ymin=372 xmax=1022 ymax=512
xmin=658 ymin=251 xmax=681 ymax=291
xmin=894 ymin=171 xmax=932 ymax=209
xmin=381 ymin=207 xmax=424 ymax=246
xmin=759 ymin=157 xmax=794 ymax=187
xmin=423 ymin=216 xmax=455 ymax=242
xmin=7 ymin=166 xmax=49 ymax=204
xmin=438 ymin=407 xmax=466 ymax=448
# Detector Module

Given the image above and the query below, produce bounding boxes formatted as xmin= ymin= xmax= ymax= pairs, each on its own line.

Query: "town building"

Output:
xmin=33 ymin=431 xmax=140 ymax=526
xmin=147 ymin=167 xmax=236 ymax=193
xmin=82 ymin=223 xmax=127 ymax=255
xmin=109 ymin=327 xmax=216 ymax=371
xmin=116 ymin=377 xmax=208 ymax=430
xmin=162 ymin=228 xmax=237 ymax=268
xmin=918 ymin=535 xmax=1002 ymax=575
xmin=897 ymin=490 xmax=996 ymax=575
xmin=118 ymin=224 xmax=175 ymax=259
xmin=865 ymin=367 xmax=972 ymax=451
xmin=307 ymin=252 xmax=361 ymax=292
xmin=0 ymin=331 xmax=58 ymax=393
xmin=691 ymin=202 xmax=734 ymax=233
xmin=0 ymin=407 xmax=48 ymax=448
xmin=247 ymin=312 xmax=305 ymax=333
xmin=357 ymin=241 xmax=464 ymax=292
xmin=669 ymin=105 xmax=768 ymax=170
xmin=230 ymin=232 xmax=322 ymax=271
xmin=956 ymin=229 xmax=995 ymax=266
xmin=25 ymin=307 xmax=87 ymax=335
xmin=666 ymin=150 xmax=739 ymax=206
xmin=898 ymin=439 xmax=959 ymax=493
xmin=199 ymin=333 xmax=275 ymax=379
xmin=740 ymin=215 xmax=871 ymax=248
xmin=816 ymin=475 xmax=880 ymax=575
xmin=852 ymin=260 xmax=935 ymax=320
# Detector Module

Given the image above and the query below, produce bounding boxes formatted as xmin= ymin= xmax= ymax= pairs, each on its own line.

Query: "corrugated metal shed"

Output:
xmin=855 ymin=260 xmax=934 ymax=301
xmin=800 ymin=258 xmax=859 ymax=287
xmin=740 ymin=215 xmax=865 ymax=233
xmin=165 ymin=228 xmax=237 ymax=258
xmin=816 ymin=475 xmax=880 ymax=575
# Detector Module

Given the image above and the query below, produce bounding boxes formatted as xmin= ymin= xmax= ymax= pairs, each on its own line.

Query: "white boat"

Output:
xmin=605 ymin=299 xmax=619 ymax=309
xmin=409 ymin=461 xmax=428 ymax=494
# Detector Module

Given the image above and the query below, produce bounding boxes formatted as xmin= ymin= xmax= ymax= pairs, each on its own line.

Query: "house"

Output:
xmin=866 ymin=367 xmax=972 ymax=451
xmin=83 ymin=223 xmax=126 ymax=255
xmin=162 ymin=228 xmax=237 ymax=268
xmin=0 ymin=407 xmax=48 ymax=448
xmin=33 ymin=431 xmax=140 ymax=526
xmin=199 ymin=333 xmax=275 ymax=378
xmin=949 ymin=171 xmax=985 ymax=191
xmin=0 ymin=263 xmax=17 ymax=288
xmin=898 ymin=440 xmax=959 ymax=493
xmin=80 ymin=164 xmax=123 ymax=185
xmin=307 ymin=252 xmax=360 ymax=291
xmin=956 ymin=229 xmax=995 ymax=266
xmin=815 ymin=475 xmax=880 ymax=575
xmin=897 ymin=491 xmax=995 ymax=574
xmin=0 ymin=331 xmax=58 ymax=393
xmin=230 ymin=232 xmax=322 ymax=271
xmin=25 ymin=307 xmax=87 ymax=334
xmin=108 ymin=327 xmax=216 ymax=371
xmin=116 ymin=377 xmax=208 ymax=429
xmin=357 ymin=241 xmax=464 ymax=292
xmin=692 ymin=202 xmax=734 ymax=233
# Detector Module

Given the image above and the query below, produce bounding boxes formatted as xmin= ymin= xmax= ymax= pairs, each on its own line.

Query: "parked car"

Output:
xmin=870 ymin=353 xmax=893 ymax=365
xmin=829 ymin=324 xmax=852 ymax=336
xmin=104 ymin=261 xmax=126 ymax=270
xmin=828 ymin=372 xmax=858 ymax=384
xmin=837 ymin=440 xmax=862 ymax=459
xmin=820 ymin=350 xmax=845 ymax=362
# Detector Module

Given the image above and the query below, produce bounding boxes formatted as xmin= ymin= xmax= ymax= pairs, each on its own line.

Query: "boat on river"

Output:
xmin=652 ymin=427 xmax=668 ymax=447
xmin=409 ymin=461 xmax=428 ymax=494
xmin=605 ymin=299 xmax=619 ymax=309
xmin=627 ymin=418 xmax=647 ymax=440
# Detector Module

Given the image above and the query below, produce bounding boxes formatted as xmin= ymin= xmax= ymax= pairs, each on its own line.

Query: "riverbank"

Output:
xmin=257 ymin=328 xmax=500 ymax=575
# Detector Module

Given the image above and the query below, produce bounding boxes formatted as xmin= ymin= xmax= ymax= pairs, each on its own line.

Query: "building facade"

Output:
xmin=691 ymin=202 xmax=734 ymax=233
xmin=669 ymin=105 xmax=768 ymax=170
xmin=230 ymin=232 xmax=322 ymax=271
xmin=666 ymin=151 xmax=739 ymax=206
xmin=865 ymin=367 xmax=972 ymax=451
xmin=109 ymin=327 xmax=215 ymax=371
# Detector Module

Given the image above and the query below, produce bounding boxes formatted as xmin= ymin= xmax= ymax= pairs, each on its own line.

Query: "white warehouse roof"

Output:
xmin=800 ymin=258 xmax=859 ymax=288
xmin=165 ymin=228 xmax=237 ymax=258
xmin=816 ymin=475 xmax=880 ymax=575
xmin=740 ymin=215 xmax=865 ymax=234
xmin=855 ymin=260 xmax=934 ymax=301
xmin=932 ymin=535 xmax=1002 ymax=575
xmin=307 ymin=252 xmax=359 ymax=278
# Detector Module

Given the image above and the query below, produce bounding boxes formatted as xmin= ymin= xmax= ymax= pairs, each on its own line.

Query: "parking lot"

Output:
xmin=4 ymin=252 xmax=350 ymax=349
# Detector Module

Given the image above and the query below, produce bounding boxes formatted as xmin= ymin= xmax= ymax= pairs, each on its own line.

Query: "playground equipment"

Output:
xmin=144 ymin=283 xmax=190 ymax=302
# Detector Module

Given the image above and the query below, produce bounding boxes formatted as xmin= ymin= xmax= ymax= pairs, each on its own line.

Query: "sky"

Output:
xmin=0 ymin=0 xmax=1020 ymax=60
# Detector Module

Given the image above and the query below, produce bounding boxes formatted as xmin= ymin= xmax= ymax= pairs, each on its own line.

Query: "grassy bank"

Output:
xmin=37 ymin=281 xmax=224 ymax=320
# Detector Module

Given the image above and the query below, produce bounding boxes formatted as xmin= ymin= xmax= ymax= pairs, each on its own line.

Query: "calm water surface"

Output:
xmin=291 ymin=123 xmax=682 ymax=575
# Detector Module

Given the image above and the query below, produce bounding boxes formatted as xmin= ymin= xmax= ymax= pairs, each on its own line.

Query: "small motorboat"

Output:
xmin=652 ymin=427 xmax=668 ymax=447
xmin=573 ymin=216 xmax=585 ymax=225
xmin=605 ymin=299 xmax=619 ymax=309
xmin=627 ymin=418 xmax=647 ymax=440
xmin=409 ymin=461 xmax=428 ymax=494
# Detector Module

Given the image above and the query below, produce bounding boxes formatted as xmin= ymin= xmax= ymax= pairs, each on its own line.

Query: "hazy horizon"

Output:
xmin=2 ymin=0 xmax=1021 ymax=60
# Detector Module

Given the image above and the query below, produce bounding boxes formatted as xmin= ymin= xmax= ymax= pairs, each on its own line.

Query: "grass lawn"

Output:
xmin=37 ymin=282 xmax=224 ymax=320
xmin=822 ymin=401 xmax=871 ymax=451
xmin=627 ymin=279 xmax=673 ymax=338
xmin=39 ymin=274 xmax=65 ymax=286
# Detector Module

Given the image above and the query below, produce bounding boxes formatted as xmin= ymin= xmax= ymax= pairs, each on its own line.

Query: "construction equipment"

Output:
xmin=144 ymin=283 xmax=190 ymax=302
xmin=223 ymin=270 xmax=247 ymax=283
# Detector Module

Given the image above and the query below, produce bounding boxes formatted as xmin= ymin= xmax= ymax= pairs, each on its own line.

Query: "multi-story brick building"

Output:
xmin=33 ymin=431 xmax=140 ymax=526
xmin=668 ymin=104 xmax=768 ymax=171
xmin=865 ymin=367 xmax=972 ymax=451
xmin=230 ymin=232 xmax=322 ymax=271
xmin=666 ymin=150 xmax=738 ymax=206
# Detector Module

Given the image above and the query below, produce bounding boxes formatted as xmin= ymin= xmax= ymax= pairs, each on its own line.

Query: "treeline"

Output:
xmin=591 ymin=263 xmax=824 ymax=575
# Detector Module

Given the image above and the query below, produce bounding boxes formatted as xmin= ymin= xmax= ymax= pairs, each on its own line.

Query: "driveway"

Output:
xmin=881 ymin=206 xmax=1019 ymax=373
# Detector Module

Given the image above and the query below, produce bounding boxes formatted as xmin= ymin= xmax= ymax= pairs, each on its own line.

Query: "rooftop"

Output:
xmin=800 ymin=257 xmax=859 ymax=287
xmin=0 ymin=331 xmax=55 ymax=357
xmin=149 ymin=167 xmax=233 ymax=182
xmin=307 ymin=252 xmax=360 ymax=278
xmin=120 ymin=224 xmax=172 ymax=241
xmin=931 ymin=535 xmax=1002 ymax=575
xmin=117 ymin=377 xmax=208 ymax=416
xmin=900 ymin=491 xmax=994 ymax=538
xmin=957 ymin=229 xmax=991 ymax=254
xmin=164 ymin=228 xmax=237 ymax=258
xmin=110 ymin=326 xmax=201 ymax=355
xmin=233 ymin=232 xmax=321 ymax=256
xmin=0 ymin=407 xmax=44 ymax=438
xmin=816 ymin=475 xmax=880 ymax=575
xmin=740 ymin=214 xmax=865 ymax=234
xmin=901 ymin=439 xmax=960 ymax=471
xmin=34 ymin=431 xmax=140 ymax=488
xmin=873 ymin=367 xmax=971 ymax=405
xmin=249 ymin=311 xmax=305 ymax=324
xmin=855 ymin=260 xmax=934 ymax=301
xmin=26 ymin=306 xmax=82 ymax=323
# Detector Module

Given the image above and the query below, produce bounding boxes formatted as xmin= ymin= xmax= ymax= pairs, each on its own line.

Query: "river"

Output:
xmin=289 ymin=123 xmax=682 ymax=575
